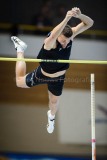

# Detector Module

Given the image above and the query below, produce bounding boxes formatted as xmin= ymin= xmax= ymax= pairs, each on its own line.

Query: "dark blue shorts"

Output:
xmin=26 ymin=66 xmax=65 ymax=96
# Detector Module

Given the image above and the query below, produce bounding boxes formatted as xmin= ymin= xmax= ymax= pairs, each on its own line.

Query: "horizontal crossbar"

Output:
xmin=0 ymin=57 xmax=107 ymax=64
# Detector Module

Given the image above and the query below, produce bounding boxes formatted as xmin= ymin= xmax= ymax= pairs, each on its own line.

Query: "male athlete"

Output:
xmin=11 ymin=7 xmax=94 ymax=133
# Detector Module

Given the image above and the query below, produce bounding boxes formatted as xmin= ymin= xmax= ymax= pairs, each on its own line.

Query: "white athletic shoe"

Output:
xmin=11 ymin=36 xmax=27 ymax=51
xmin=47 ymin=110 xmax=55 ymax=134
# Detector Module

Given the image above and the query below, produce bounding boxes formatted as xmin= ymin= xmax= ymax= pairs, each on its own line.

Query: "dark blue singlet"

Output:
xmin=37 ymin=40 xmax=72 ymax=74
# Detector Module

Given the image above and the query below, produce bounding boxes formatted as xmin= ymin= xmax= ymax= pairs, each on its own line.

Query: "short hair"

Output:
xmin=62 ymin=25 xmax=73 ymax=38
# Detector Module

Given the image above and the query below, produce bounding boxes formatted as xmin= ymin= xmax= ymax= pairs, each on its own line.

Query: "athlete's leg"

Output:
xmin=47 ymin=90 xmax=60 ymax=134
xmin=15 ymin=52 xmax=28 ymax=88
xmin=47 ymin=74 xmax=65 ymax=133
xmin=11 ymin=36 xmax=28 ymax=88
xmin=48 ymin=90 xmax=60 ymax=116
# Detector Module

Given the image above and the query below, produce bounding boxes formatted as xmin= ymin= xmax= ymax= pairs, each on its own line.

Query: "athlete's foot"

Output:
xmin=47 ymin=110 xmax=55 ymax=134
xmin=11 ymin=36 xmax=27 ymax=52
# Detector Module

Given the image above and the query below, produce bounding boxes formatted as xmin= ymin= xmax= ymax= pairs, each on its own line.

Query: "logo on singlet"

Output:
xmin=59 ymin=48 xmax=63 ymax=51
xmin=59 ymin=45 xmax=71 ymax=51
xmin=67 ymin=45 xmax=71 ymax=48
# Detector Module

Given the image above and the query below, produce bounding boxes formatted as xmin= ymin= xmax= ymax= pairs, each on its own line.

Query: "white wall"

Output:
xmin=58 ymin=89 xmax=107 ymax=145
xmin=0 ymin=33 xmax=107 ymax=60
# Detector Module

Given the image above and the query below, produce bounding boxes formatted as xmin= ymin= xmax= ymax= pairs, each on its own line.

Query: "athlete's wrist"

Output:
xmin=64 ymin=16 xmax=72 ymax=22
xmin=77 ymin=13 xmax=83 ymax=19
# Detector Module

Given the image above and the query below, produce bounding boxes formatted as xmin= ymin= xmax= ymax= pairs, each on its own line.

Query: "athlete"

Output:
xmin=11 ymin=7 xmax=94 ymax=134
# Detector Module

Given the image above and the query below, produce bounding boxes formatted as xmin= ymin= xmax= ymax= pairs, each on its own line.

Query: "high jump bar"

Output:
xmin=0 ymin=57 xmax=107 ymax=64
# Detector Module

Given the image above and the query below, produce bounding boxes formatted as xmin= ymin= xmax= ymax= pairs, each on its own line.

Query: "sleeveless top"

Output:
xmin=37 ymin=40 xmax=72 ymax=74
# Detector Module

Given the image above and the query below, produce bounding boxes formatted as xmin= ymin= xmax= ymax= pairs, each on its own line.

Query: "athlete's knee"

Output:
xmin=49 ymin=97 xmax=59 ymax=106
xmin=16 ymin=77 xmax=27 ymax=88
xmin=16 ymin=80 xmax=22 ymax=88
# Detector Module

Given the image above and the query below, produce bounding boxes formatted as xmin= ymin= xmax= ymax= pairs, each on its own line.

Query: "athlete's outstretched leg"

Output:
xmin=11 ymin=36 xmax=28 ymax=88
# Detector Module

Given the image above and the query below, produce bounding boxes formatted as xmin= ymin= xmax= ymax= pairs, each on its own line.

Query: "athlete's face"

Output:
xmin=57 ymin=34 xmax=71 ymax=48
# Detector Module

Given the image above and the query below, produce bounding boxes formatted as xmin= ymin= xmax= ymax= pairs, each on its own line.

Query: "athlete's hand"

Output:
xmin=71 ymin=7 xmax=81 ymax=18
xmin=65 ymin=10 xmax=76 ymax=20
xmin=65 ymin=7 xmax=81 ymax=20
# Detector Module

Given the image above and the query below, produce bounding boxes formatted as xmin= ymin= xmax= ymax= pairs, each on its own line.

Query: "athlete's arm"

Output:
xmin=71 ymin=7 xmax=94 ymax=38
xmin=44 ymin=9 xmax=77 ymax=50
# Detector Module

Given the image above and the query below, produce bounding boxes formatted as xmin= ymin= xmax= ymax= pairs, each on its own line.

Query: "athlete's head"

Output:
xmin=58 ymin=25 xmax=73 ymax=48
